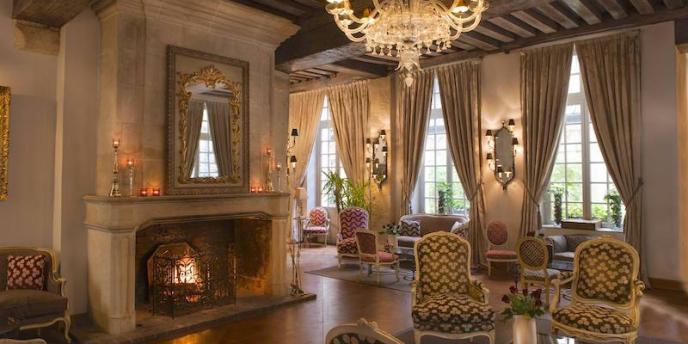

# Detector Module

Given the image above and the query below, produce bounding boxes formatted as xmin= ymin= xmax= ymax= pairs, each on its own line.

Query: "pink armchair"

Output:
xmin=355 ymin=229 xmax=400 ymax=284
xmin=303 ymin=207 xmax=330 ymax=247
xmin=336 ymin=207 xmax=369 ymax=268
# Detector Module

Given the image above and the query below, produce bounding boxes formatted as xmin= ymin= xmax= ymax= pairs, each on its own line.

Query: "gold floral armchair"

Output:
xmin=412 ymin=232 xmax=495 ymax=344
xmin=326 ymin=318 xmax=403 ymax=344
xmin=550 ymin=236 xmax=644 ymax=344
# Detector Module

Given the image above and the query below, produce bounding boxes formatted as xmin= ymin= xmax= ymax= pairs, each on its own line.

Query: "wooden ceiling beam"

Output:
xmin=451 ymin=41 xmax=478 ymax=50
xmin=488 ymin=16 xmax=539 ymax=38
xmin=351 ymin=55 xmax=398 ymax=66
xmin=561 ymin=0 xmax=604 ymax=25
xmin=231 ymin=0 xmax=300 ymax=21
xmin=458 ymin=31 xmax=502 ymax=50
xmin=628 ymin=0 xmax=655 ymax=14
xmin=12 ymin=0 xmax=89 ymax=27
xmin=597 ymin=0 xmax=629 ymax=19
xmin=473 ymin=21 xmax=518 ymax=42
xmin=538 ymin=3 xmax=581 ymax=29
xmin=322 ymin=60 xmax=390 ymax=78
xmin=424 ymin=6 xmax=688 ymax=68
xmin=511 ymin=9 xmax=560 ymax=33
xmin=664 ymin=0 xmax=685 ymax=9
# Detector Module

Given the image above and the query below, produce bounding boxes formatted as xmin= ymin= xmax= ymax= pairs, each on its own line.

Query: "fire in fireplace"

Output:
xmin=147 ymin=242 xmax=235 ymax=317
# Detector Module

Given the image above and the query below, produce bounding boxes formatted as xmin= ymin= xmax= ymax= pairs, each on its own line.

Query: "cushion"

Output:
xmin=523 ymin=268 xmax=560 ymax=281
xmin=486 ymin=221 xmax=508 ymax=245
xmin=554 ymin=252 xmax=575 ymax=261
xmin=6 ymin=255 xmax=45 ymax=290
xmin=565 ymin=235 xmax=593 ymax=252
xmin=337 ymin=238 xmax=358 ymax=255
xmin=362 ymin=252 xmax=398 ymax=263
xmin=0 ymin=289 xmax=67 ymax=320
xmin=576 ymin=241 xmax=635 ymax=304
xmin=553 ymin=303 xmax=634 ymax=334
xmin=450 ymin=221 xmax=469 ymax=239
xmin=397 ymin=236 xmax=421 ymax=248
xmin=329 ymin=333 xmax=387 ymax=344
xmin=399 ymin=220 xmax=421 ymax=237
xmin=547 ymin=235 xmax=568 ymax=253
xmin=485 ymin=249 xmax=517 ymax=260
xmin=400 ymin=214 xmax=468 ymax=236
xmin=304 ymin=226 xmax=328 ymax=234
xmin=412 ymin=294 xmax=495 ymax=334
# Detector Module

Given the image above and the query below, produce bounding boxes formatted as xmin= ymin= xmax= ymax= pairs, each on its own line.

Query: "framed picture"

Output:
xmin=0 ymin=86 xmax=9 ymax=200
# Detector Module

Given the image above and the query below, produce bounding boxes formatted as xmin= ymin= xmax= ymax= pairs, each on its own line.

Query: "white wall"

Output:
xmin=0 ymin=1 xmax=57 ymax=248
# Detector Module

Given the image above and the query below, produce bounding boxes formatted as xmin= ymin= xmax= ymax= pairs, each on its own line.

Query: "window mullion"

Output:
xmin=582 ymin=103 xmax=591 ymax=219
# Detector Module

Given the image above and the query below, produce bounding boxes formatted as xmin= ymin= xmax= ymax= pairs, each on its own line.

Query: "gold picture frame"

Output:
xmin=0 ymin=86 xmax=9 ymax=201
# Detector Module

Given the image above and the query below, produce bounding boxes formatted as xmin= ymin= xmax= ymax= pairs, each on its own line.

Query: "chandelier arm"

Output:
xmin=334 ymin=18 xmax=371 ymax=35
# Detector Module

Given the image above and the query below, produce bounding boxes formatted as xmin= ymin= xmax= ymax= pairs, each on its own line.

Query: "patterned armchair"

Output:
xmin=485 ymin=221 xmax=517 ymax=276
xmin=517 ymin=236 xmax=559 ymax=305
xmin=336 ymin=207 xmax=369 ymax=268
xmin=326 ymin=318 xmax=403 ymax=344
xmin=303 ymin=207 xmax=330 ymax=247
xmin=550 ymin=236 xmax=644 ymax=344
xmin=412 ymin=232 xmax=495 ymax=344
xmin=355 ymin=230 xmax=400 ymax=284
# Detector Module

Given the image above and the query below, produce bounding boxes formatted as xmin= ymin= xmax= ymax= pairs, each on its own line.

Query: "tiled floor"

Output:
xmin=152 ymin=246 xmax=688 ymax=344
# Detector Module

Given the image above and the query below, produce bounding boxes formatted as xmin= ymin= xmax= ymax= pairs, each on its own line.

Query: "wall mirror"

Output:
xmin=486 ymin=119 xmax=518 ymax=189
xmin=167 ymin=46 xmax=249 ymax=195
xmin=0 ymin=86 xmax=9 ymax=200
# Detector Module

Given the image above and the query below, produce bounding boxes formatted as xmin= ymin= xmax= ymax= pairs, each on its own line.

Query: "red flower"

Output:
xmin=522 ymin=288 xmax=529 ymax=296
xmin=501 ymin=295 xmax=511 ymax=304
xmin=535 ymin=299 xmax=543 ymax=307
xmin=531 ymin=289 xmax=542 ymax=300
xmin=509 ymin=285 xmax=518 ymax=294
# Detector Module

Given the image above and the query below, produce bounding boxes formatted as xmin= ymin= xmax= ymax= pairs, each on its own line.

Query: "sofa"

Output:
xmin=545 ymin=234 xmax=595 ymax=262
xmin=0 ymin=248 xmax=70 ymax=342
xmin=396 ymin=214 xmax=469 ymax=248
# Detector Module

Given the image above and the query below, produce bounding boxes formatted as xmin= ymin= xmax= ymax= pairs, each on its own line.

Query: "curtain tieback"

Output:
xmin=467 ymin=180 xmax=484 ymax=202
xmin=624 ymin=179 xmax=644 ymax=210
xmin=523 ymin=184 xmax=541 ymax=208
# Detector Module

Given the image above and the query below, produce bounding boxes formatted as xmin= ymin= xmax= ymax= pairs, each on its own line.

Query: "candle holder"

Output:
xmin=109 ymin=138 xmax=122 ymax=197
xmin=139 ymin=188 xmax=149 ymax=197
xmin=127 ymin=159 xmax=135 ymax=197
xmin=264 ymin=147 xmax=274 ymax=192
xmin=152 ymin=188 xmax=161 ymax=196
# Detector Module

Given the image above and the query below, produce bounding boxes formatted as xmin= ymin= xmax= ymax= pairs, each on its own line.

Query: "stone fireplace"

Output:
xmin=84 ymin=193 xmax=290 ymax=334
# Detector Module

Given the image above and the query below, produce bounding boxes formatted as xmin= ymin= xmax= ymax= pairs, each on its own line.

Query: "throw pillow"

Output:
xmin=6 ymin=255 xmax=46 ymax=290
xmin=399 ymin=220 xmax=421 ymax=237
xmin=451 ymin=221 xmax=469 ymax=239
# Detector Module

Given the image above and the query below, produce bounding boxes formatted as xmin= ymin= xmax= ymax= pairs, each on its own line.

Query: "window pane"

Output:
xmin=589 ymin=123 xmax=597 ymax=143
xmin=425 ymin=151 xmax=436 ymax=165
xmin=425 ymin=167 xmax=435 ymax=181
xmin=425 ymin=199 xmax=436 ymax=214
xmin=424 ymin=183 xmax=436 ymax=198
xmin=567 ymin=203 xmax=583 ymax=218
xmin=590 ymin=163 xmax=608 ymax=183
xmin=565 ymin=163 xmax=582 ymax=182
xmin=568 ymin=75 xmax=581 ymax=93
xmin=565 ymin=105 xmax=581 ymax=124
xmin=590 ymin=143 xmax=604 ymax=163
xmin=425 ymin=136 xmax=435 ymax=150
xmin=551 ymin=164 xmax=566 ymax=183
xmin=590 ymin=183 xmax=608 ymax=203
xmin=566 ymin=144 xmax=582 ymax=163
xmin=436 ymin=134 xmax=447 ymax=149
xmin=436 ymin=150 xmax=447 ymax=166
xmin=565 ymin=124 xmax=581 ymax=144
xmin=555 ymin=145 xmax=565 ymax=163
xmin=566 ymin=183 xmax=583 ymax=202
xmin=436 ymin=168 xmax=448 ymax=183
xmin=591 ymin=203 xmax=609 ymax=221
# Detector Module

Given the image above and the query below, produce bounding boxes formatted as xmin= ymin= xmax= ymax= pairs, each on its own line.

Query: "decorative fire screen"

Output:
xmin=147 ymin=242 xmax=236 ymax=317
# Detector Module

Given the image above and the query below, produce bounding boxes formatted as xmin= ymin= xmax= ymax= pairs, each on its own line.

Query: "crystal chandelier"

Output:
xmin=326 ymin=0 xmax=487 ymax=86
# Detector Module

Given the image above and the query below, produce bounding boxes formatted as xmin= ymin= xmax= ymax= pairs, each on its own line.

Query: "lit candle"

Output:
xmin=258 ymin=186 xmax=264 ymax=193
xmin=139 ymin=188 xmax=148 ymax=197
xmin=112 ymin=138 xmax=120 ymax=149
xmin=250 ymin=185 xmax=257 ymax=193
xmin=152 ymin=188 xmax=161 ymax=196
xmin=127 ymin=158 xmax=134 ymax=167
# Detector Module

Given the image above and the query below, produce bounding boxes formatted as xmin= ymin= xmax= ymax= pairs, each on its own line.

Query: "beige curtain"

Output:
xmin=576 ymin=33 xmax=646 ymax=281
xmin=328 ymin=81 xmax=369 ymax=184
xmin=184 ymin=100 xmax=205 ymax=178
xmin=437 ymin=60 xmax=487 ymax=264
xmin=519 ymin=43 xmax=573 ymax=238
xmin=207 ymin=101 xmax=232 ymax=176
xmin=398 ymin=70 xmax=434 ymax=215
xmin=288 ymin=90 xmax=326 ymax=187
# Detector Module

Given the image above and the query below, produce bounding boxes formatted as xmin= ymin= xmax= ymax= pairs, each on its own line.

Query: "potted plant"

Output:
xmin=322 ymin=171 xmax=373 ymax=215
xmin=604 ymin=191 xmax=623 ymax=228
xmin=549 ymin=185 xmax=565 ymax=225
xmin=501 ymin=285 xmax=545 ymax=344
xmin=437 ymin=182 xmax=457 ymax=215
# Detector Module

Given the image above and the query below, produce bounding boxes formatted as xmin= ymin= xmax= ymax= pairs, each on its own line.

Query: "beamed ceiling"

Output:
xmin=12 ymin=0 xmax=688 ymax=89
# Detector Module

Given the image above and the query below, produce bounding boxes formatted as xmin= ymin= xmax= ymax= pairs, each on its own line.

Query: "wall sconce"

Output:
xmin=286 ymin=128 xmax=299 ymax=177
xmin=366 ymin=129 xmax=388 ymax=189
xmin=486 ymin=119 xmax=519 ymax=190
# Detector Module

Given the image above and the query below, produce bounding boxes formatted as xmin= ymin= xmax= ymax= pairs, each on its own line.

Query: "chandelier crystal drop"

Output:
xmin=326 ymin=0 xmax=488 ymax=86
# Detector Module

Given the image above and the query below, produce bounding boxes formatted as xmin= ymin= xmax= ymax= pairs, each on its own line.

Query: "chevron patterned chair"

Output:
xmin=550 ymin=236 xmax=645 ymax=344
xmin=412 ymin=232 xmax=495 ymax=344
xmin=303 ymin=207 xmax=330 ymax=247
xmin=336 ymin=207 xmax=369 ymax=268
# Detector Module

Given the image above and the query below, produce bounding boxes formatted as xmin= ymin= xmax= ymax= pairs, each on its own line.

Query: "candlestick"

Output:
xmin=127 ymin=159 xmax=135 ymax=197
xmin=109 ymin=138 xmax=122 ymax=197
xmin=264 ymin=147 xmax=274 ymax=192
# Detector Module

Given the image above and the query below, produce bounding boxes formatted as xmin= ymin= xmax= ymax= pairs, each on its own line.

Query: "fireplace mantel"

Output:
xmin=83 ymin=193 xmax=291 ymax=334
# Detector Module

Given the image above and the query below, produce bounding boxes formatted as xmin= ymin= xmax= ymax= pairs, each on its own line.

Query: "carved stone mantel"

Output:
xmin=84 ymin=193 xmax=290 ymax=334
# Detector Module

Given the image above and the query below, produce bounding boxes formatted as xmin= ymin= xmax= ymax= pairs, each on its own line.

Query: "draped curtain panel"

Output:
xmin=206 ymin=101 xmax=232 ymax=176
xmin=398 ymin=70 xmax=434 ymax=215
xmin=437 ymin=60 xmax=487 ymax=265
xmin=328 ymin=81 xmax=370 ymax=184
xmin=519 ymin=43 xmax=573 ymax=238
xmin=576 ymin=33 xmax=646 ymax=281
xmin=288 ymin=90 xmax=326 ymax=187
xmin=185 ymin=99 xmax=205 ymax=178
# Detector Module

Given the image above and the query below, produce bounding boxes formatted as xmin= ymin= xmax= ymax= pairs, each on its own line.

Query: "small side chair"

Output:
xmin=485 ymin=221 xmax=517 ymax=276
xmin=355 ymin=229 xmax=400 ymax=284
xmin=326 ymin=318 xmax=404 ymax=344
xmin=303 ymin=207 xmax=330 ymax=247
xmin=517 ymin=236 xmax=560 ymax=305
xmin=336 ymin=207 xmax=369 ymax=267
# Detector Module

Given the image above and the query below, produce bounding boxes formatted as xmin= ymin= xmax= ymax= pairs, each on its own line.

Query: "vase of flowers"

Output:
xmin=501 ymin=285 xmax=545 ymax=344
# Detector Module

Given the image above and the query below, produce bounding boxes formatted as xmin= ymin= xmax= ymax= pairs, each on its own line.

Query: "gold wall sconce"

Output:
xmin=366 ymin=129 xmax=388 ymax=189
xmin=486 ymin=119 xmax=519 ymax=190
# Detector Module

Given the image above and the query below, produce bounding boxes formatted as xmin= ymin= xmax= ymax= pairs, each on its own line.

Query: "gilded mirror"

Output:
xmin=0 ymin=86 xmax=9 ymax=200
xmin=167 ymin=46 xmax=249 ymax=195
xmin=486 ymin=120 xmax=517 ymax=189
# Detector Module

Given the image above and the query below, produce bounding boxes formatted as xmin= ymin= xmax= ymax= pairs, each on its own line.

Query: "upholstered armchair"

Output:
xmin=550 ymin=236 xmax=645 ymax=344
xmin=326 ymin=318 xmax=403 ymax=344
xmin=0 ymin=247 xmax=71 ymax=343
xmin=485 ymin=221 xmax=517 ymax=276
xmin=303 ymin=207 xmax=330 ymax=247
xmin=336 ymin=207 xmax=369 ymax=267
xmin=355 ymin=230 xmax=400 ymax=284
xmin=517 ymin=236 xmax=559 ymax=305
xmin=412 ymin=232 xmax=495 ymax=344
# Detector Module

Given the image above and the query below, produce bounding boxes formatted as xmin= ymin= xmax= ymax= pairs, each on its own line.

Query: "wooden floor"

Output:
xmin=153 ymin=246 xmax=688 ymax=344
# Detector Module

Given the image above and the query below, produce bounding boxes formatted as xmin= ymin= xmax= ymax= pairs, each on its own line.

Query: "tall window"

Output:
xmin=192 ymin=106 xmax=219 ymax=178
xmin=542 ymin=56 xmax=620 ymax=226
xmin=415 ymin=79 xmax=468 ymax=214
xmin=315 ymin=97 xmax=346 ymax=207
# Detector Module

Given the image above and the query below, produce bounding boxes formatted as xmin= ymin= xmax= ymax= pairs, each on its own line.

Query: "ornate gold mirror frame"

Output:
xmin=166 ymin=46 xmax=249 ymax=195
xmin=0 ymin=86 xmax=9 ymax=201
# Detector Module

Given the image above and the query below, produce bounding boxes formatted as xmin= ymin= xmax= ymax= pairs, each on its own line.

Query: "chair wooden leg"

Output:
xmin=376 ymin=264 xmax=381 ymax=285
xmin=64 ymin=315 xmax=72 ymax=343
xmin=395 ymin=262 xmax=400 ymax=282
xmin=545 ymin=281 xmax=551 ymax=306
xmin=488 ymin=330 xmax=495 ymax=344
xmin=338 ymin=255 xmax=342 ymax=268
xmin=487 ymin=261 xmax=492 ymax=277
xmin=414 ymin=330 xmax=422 ymax=344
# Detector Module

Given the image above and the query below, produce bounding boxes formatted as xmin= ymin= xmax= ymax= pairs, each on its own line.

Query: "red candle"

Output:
xmin=152 ymin=188 xmax=161 ymax=196
xmin=257 ymin=186 xmax=264 ymax=193
xmin=139 ymin=188 xmax=148 ymax=197
xmin=250 ymin=185 xmax=257 ymax=193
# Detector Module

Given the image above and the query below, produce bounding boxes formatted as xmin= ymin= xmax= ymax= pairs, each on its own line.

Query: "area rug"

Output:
xmin=306 ymin=264 xmax=414 ymax=292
